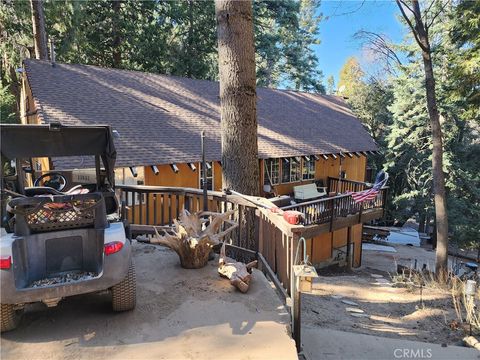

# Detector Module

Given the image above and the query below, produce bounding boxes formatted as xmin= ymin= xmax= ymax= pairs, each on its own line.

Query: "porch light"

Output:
xmin=129 ymin=166 xmax=138 ymax=177
xmin=313 ymin=155 xmax=320 ymax=161
xmin=171 ymin=163 xmax=179 ymax=173
xmin=188 ymin=163 xmax=197 ymax=171
xmin=151 ymin=165 xmax=159 ymax=175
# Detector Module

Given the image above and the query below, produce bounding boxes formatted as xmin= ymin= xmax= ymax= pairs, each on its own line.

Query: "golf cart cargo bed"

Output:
xmin=12 ymin=228 xmax=104 ymax=290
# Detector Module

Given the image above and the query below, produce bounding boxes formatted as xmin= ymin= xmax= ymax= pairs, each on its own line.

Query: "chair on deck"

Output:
xmin=293 ymin=183 xmax=326 ymax=202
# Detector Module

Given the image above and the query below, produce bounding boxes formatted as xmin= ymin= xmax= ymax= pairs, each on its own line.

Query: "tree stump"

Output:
xmin=151 ymin=209 xmax=238 ymax=269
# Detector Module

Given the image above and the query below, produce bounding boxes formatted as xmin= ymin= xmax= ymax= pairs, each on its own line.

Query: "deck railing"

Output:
xmin=116 ymin=185 xmax=259 ymax=251
xmin=281 ymin=177 xmax=388 ymax=226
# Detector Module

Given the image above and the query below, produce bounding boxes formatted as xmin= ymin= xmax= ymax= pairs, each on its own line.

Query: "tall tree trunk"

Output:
xmin=186 ymin=0 xmax=194 ymax=77
xmin=215 ymin=0 xmax=259 ymax=250
xmin=396 ymin=0 xmax=449 ymax=277
xmin=422 ymin=51 xmax=449 ymax=276
xmin=30 ymin=0 xmax=48 ymax=60
xmin=111 ymin=0 xmax=122 ymax=68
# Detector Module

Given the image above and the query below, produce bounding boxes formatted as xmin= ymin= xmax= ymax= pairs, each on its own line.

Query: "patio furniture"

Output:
xmin=293 ymin=183 xmax=326 ymax=201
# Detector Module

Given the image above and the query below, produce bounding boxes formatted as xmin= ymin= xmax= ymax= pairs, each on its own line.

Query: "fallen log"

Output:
xmin=152 ymin=209 xmax=238 ymax=269
xmin=218 ymin=242 xmax=257 ymax=293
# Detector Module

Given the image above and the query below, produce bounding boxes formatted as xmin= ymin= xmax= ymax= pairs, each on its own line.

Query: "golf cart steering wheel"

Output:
xmin=34 ymin=172 xmax=68 ymax=191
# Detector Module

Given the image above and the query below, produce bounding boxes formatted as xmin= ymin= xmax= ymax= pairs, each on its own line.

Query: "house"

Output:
xmin=20 ymin=59 xmax=381 ymax=268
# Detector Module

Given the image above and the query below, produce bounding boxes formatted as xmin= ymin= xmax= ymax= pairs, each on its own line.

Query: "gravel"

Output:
xmin=30 ymin=272 xmax=98 ymax=288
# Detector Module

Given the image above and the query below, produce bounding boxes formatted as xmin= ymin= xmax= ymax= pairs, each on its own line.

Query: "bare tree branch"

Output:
xmin=395 ymin=0 xmax=429 ymax=52
xmin=354 ymin=30 xmax=403 ymax=72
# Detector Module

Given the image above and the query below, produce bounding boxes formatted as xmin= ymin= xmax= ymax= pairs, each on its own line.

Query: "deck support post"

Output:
xmin=346 ymin=226 xmax=352 ymax=270
xmin=291 ymin=234 xmax=302 ymax=352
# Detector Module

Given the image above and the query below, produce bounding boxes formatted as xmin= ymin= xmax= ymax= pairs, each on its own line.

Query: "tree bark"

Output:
xmin=396 ymin=0 xmax=449 ymax=277
xmin=111 ymin=0 xmax=122 ymax=68
xmin=30 ymin=0 xmax=48 ymax=60
xmin=215 ymin=0 xmax=259 ymax=250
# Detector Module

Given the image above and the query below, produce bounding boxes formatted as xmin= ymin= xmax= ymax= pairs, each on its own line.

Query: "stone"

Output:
xmin=346 ymin=307 xmax=364 ymax=313
xmin=341 ymin=300 xmax=359 ymax=306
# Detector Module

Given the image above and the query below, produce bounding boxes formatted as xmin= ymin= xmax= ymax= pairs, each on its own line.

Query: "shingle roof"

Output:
xmin=24 ymin=59 xmax=377 ymax=168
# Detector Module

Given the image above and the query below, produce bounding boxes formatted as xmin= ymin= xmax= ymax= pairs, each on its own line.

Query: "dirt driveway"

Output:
xmin=1 ymin=242 xmax=297 ymax=360
xmin=302 ymin=244 xmax=468 ymax=346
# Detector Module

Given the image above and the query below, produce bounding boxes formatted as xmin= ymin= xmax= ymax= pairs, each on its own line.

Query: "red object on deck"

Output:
xmin=0 ymin=256 xmax=12 ymax=269
xmin=283 ymin=211 xmax=304 ymax=225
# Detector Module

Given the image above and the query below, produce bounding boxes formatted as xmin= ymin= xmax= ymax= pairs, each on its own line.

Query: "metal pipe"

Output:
xmin=201 ymin=131 xmax=208 ymax=211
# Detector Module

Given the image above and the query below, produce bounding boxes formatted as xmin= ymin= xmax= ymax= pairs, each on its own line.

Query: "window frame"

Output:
xmin=264 ymin=158 xmax=280 ymax=185
xmin=281 ymin=157 xmax=301 ymax=183
xmin=302 ymin=157 xmax=316 ymax=180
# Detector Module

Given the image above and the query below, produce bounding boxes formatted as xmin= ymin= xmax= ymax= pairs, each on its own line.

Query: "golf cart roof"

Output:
xmin=1 ymin=123 xmax=117 ymax=184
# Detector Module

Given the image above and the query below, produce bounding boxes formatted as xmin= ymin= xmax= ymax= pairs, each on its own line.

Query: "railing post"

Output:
xmin=329 ymin=197 xmax=336 ymax=232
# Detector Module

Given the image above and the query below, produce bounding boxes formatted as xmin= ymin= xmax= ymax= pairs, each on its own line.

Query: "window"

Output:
xmin=264 ymin=159 xmax=280 ymax=185
xmin=282 ymin=157 xmax=301 ymax=183
xmin=199 ymin=161 xmax=214 ymax=190
xmin=302 ymin=157 xmax=315 ymax=180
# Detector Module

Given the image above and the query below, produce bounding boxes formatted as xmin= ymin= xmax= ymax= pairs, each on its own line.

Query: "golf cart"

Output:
xmin=0 ymin=123 xmax=135 ymax=332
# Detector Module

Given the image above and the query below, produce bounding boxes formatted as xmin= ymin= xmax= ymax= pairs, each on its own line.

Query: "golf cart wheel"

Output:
xmin=112 ymin=261 xmax=136 ymax=312
xmin=1 ymin=304 xmax=23 ymax=332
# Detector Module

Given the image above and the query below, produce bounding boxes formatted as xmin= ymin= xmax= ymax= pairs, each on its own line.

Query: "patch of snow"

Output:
xmin=386 ymin=227 xmax=421 ymax=247
xmin=362 ymin=243 xmax=397 ymax=253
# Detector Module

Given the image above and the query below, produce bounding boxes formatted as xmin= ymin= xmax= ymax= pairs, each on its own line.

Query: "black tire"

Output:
xmin=111 ymin=260 xmax=136 ymax=312
xmin=1 ymin=304 xmax=23 ymax=332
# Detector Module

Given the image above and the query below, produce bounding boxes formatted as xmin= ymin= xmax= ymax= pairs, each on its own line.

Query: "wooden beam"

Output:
xmin=330 ymin=153 xmax=338 ymax=160
xmin=321 ymin=154 xmax=329 ymax=160
xmin=346 ymin=152 xmax=354 ymax=158
xmin=339 ymin=152 xmax=346 ymax=158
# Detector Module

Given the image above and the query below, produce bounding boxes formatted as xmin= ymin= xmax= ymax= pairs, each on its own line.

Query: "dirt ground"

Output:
xmin=301 ymin=244 xmax=469 ymax=347
xmin=1 ymin=242 xmax=297 ymax=360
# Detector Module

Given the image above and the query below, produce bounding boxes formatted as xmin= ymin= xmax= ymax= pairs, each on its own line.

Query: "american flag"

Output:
xmin=350 ymin=171 xmax=388 ymax=204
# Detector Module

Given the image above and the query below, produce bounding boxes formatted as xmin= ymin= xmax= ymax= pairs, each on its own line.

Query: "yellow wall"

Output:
xmin=310 ymin=223 xmax=363 ymax=268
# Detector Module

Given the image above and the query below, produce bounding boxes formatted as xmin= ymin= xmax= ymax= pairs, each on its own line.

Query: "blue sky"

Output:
xmin=315 ymin=0 xmax=405 ymax=85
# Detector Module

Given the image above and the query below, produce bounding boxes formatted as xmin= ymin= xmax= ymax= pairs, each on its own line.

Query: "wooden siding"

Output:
xmin=260 ymin=156 xmax=367 ymax=196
